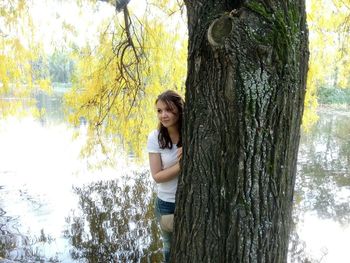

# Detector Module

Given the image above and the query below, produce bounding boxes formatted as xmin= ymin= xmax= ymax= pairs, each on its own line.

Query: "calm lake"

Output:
xmin=0 ymin=93 xmax=349 ymax=262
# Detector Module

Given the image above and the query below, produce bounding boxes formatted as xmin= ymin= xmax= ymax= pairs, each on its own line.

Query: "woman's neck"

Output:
xmin=167 ymin=126 xmax=179 ymax=144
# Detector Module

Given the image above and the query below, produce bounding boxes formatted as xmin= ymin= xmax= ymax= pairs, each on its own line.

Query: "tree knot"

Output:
xmin=207 ymin=9 xmax=244 ymax=47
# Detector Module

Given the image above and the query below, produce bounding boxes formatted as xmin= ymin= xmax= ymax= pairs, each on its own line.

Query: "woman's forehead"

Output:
xmin=156 ymin=99 xmax=177 ymax=110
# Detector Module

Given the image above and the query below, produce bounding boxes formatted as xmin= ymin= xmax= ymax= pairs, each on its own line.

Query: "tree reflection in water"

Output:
xmin=0 ymin=220 xmax=58 ymax=262
xmin=289 ymin=109 xmax=350 ymax=262
xmin=1 ymin=109 xmax=349 ymax=262
xmin=296 ymin=110 xmax=350 ymax=224
xmin=64 ymin=170 xmax=163 ymax=262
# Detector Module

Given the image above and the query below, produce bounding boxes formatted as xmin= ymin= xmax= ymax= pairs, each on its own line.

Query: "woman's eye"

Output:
xmin=157 ymin=109 xmax=162 ymax=113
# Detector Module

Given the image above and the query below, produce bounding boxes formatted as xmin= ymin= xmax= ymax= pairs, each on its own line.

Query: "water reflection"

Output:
xmin=64 ymin=172 xmax=162 ymax=262
xmin=1 ymin=103 xmax=350 ymax=262
xmin=296 ymin=109 xmax=350 ymax=223
xmin=35 ymin=90 xmax=65 ymax=124
xmin=290 ymin=108 xmax=350 ymax=262
xmin=0 ymin=213 xmax=59 ymax=262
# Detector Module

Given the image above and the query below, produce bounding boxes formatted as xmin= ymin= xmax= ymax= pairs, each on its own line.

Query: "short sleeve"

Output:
xmin=147 ymin=130 xmax=160 ymax=153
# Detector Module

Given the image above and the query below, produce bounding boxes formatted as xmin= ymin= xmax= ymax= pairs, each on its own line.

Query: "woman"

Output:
xmin=146 ymin=90 xmax=184 ymax=262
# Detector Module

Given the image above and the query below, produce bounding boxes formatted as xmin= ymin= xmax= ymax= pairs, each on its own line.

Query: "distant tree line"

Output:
xmin=317 ymin=85 xmax=350 ymax=105
xmin=31 ymin=49 xmax=75 ymax=84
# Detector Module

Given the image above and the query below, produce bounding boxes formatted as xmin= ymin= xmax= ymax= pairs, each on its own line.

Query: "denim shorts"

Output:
xmin=155 ymin=197 xmax=175 ymax=262
xmin=155 ymin=197 xmax=175 ymax=217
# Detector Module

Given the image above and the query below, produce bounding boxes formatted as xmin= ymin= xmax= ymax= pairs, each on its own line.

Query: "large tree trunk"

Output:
xmin=172 ymin=1 xmax=309 ymax=262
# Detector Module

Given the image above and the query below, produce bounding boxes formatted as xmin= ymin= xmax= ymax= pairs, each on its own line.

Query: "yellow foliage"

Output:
xmin=38 ymin=79 xmax=53 ymax=94
xmin=303 ymin=62 xmax=319 ymax=132
xmin=0 ymin=0 xmax=49 ymax=117
xmin=147 ymin=0 xmax=184 ymax=15
xmin=303 ymin=0 xmax=350 ymax=130
xmin=2 ymin=0 xmax=349 ymax=163
xmin=64 ymin=13 xmax=187 ymax=163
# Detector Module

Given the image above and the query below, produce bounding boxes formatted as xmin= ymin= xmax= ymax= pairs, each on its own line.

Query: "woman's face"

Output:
xmin=156 ymin=100 xmax=179 ymax=129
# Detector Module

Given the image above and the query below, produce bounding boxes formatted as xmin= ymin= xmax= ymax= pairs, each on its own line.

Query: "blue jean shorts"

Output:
xmin=155 ymin=197 xmax=175 ymax=217
xmin=155 ymin=197 xmax=175 ymax=262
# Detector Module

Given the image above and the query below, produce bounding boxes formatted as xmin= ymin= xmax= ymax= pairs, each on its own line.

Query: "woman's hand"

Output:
xmin=177 ymin=147 xmax=182 ymax=162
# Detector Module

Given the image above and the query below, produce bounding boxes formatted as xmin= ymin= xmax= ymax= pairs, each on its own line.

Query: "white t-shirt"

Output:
xmin=147 ymin=129 xmax=178 ymax=203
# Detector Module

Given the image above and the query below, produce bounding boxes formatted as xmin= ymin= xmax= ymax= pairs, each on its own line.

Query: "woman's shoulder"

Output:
xmin=148 ymin=129 xmax=159 ymax=139
xmin=147 ymin=129 xmax=160 ymax=152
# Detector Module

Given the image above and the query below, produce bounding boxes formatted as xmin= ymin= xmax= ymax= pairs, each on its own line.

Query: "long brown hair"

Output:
xmin=156 ymin=90 xmax=184 ymax=149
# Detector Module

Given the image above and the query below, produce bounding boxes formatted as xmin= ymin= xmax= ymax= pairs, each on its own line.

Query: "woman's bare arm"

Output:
xmin=149 ymin=153 xmax=180 ymax=183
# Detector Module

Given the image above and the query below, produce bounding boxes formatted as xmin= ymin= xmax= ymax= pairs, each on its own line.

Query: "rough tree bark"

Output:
xmin=172 ymin=0 xmax=309 ymax=262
